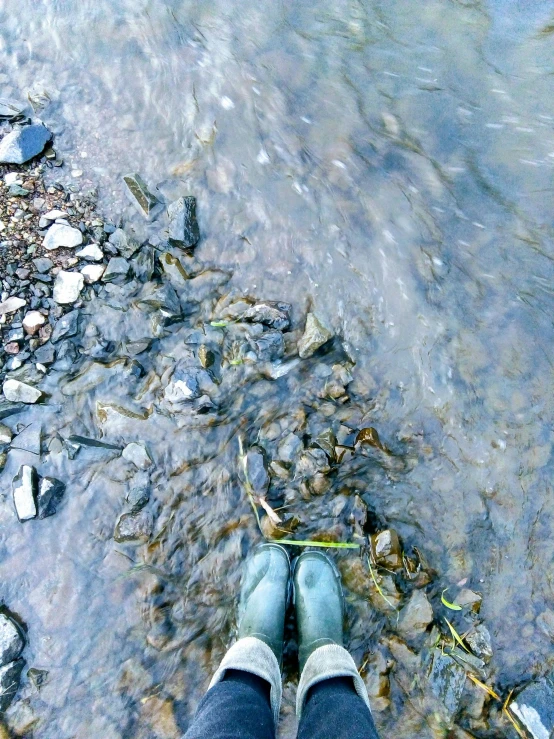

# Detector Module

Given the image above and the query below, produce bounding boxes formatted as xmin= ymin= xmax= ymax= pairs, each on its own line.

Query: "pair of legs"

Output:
xmin=185 ymin=544 xmax=380 ymax=739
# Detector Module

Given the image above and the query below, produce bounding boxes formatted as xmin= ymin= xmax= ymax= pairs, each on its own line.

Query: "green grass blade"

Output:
xmin=269 ymin=539 xmax=360 ymax=549
xmin=441 ymin=588 xmax=462 ymax=611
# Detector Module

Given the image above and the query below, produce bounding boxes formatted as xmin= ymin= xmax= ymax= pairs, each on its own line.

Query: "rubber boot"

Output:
xmin=293 ymin=550 xmax=344 ymax=673
xmin=237 ymin=542 xmax=291 ymax=663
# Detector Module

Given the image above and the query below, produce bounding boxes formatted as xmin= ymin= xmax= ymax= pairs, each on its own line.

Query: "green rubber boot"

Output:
xmin=293 ymin=550 xmax=344 ymax=673
xmin=238 ymin=543 xmax=291 ymax=663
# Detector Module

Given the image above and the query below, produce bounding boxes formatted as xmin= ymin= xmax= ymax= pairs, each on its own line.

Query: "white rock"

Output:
xmin=22 ymin=310 xmax=46 ymax=336
xmin=0 ymin=613 xmax=24 ymax=665
xmin=43 ymin=223 xmax=83 ymax=250
xmin=122 ymin=442 xmax=152 ymax=470
xmin=76 ymin=243 xmax=103 ymax=262
xmin=0 ymin=423 xmax=13 ymax=444
xmin=53 ymin=271 xmax=84 ymax=304
xmin=3 ymin=172 xmax=21 ymax=186
xmin=81 ymin=264 xmax=105 ymax=284
xmin=0 ymin=297 xmax=26 ymax=316
xmin=2 ymin=379 xmax=42 ymax=404
xmin=12 ymin=465 xmax=37 ymax=521
xmin=43 ymin=209 xmax=68 ymax=221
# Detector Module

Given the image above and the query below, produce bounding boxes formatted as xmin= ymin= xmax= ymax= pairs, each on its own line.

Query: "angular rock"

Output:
xmin=428 ymin=649 xmax=466 ymax=721
xmin=298 ymin=312 xmax=333 ymax=358
xmin=32 ymin=257 xmax=53 ymax=273
xmin=22 ymin=311 xmax=46 ymax=336
xmin=37 ymin=476 xmax=65 ymax=518
xmin=76 ymin=243 xmax=103 ymax=261
xmin=511 ymin=677 xmax=554 ymax=739
xmin=277 ymin=433 xmax=303 ymax=464
xmin=12 ymin=465 xmax=37 ymax=521
xmin=126 ymin=478 xmax=150 ymax=512
xmin=0 ymin=124 xmax=51 ymax=164
xmin=249 ymin=330 xmax=284 ymax=362
xmin=0 ymin=424 xmax=13 ymax=445
xmin=27 ymin=668 xmax=49 ymax=690
xmin=122 ymin=442 xmax=152 ymax=470
xmin=114 ymin=510 xmax=153 ymax=543
xmin=0 ymin=615 xmax=24 ymax=669
xmin=0 ymin=659 xmax=25 ymax=712
xmin=243 ymin=301 xmax=291 ymax=331
xmin=81 ymin=264 xmax=105 ymax=284
xmin=465 ymin=624 xmax=493 ymax=661
xmin=455 ymin=588 xmax=482 ymax=613
xmin=51 ymin=310 xmax=79 ymax=343
xmin=42 ymin=209 xmax=68 ymax=222
xmin=53 ymin=271 xmax=84 ymax=304
xmin=371 ymin=529 xmax=403 ymax=571
xmin=133 ymin=246 xmax=155 ymax=282
xmin=43 ymin=223 xmax=83 ymax=250
xmin=108 ymin=228 xmax=140 ymax=258
xmin=3 ymin=379 xmax=42 ymax=404
xmin=33 ymin=342 xmax=56 ymax=365
xmin=102 ymin=257 xmax=130 ymax=283
xmin=138 ymin=282 xmax=181 ymax=319
xmin=246 ymin=447 xmax=269 ymax=495
xmin=123 ymin=173 xmax=160 ymax=220
xmin=11 ymin=424 xmax=41 ymax=455
xmin=397 ymin=590 xmax=433 ymax=641
xmin=296 ymin=448 xmax=330 ymax=478
xmin=167 ymin=196 xmax=200 ymax=248
xmin=0 ymin=297 xmax=26 ymax=316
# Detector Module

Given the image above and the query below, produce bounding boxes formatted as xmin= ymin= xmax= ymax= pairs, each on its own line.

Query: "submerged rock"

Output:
xmin=51 ymin=310 xmax=80 ymax=343
xmin=42 ymin=223 xmax=83 ymax=250
xmin=0 ymin=123 xmax=51 ymax=164
xmin=102 ymin=257 xmax=130 ymax=283
xmin=428 ymin=649 xmax=466 ymax=722
xmin=114 ymin=510 xmax=153 ymax=543
xmin=510 ymin=676 xmax=554 ymax=739
xmin=37 ymin=477 xmax=65 ymax=518
xmin=249 ymin=330 xmax=284 ymax=362
xmin=167 ymin=196 xmax=200 ymax=248
xmin=123 ymin=173 xmax=161 ymax=220
xmin=246 ymin=447 xmax=269 ymax=495
xmin=465 ymin=624 xmax=493 ymax=661
xmin=0 ymin=615 xmax=24 ymax=666
xmin=277 ymin=433 xmax=303 ymax=464
xmin=53 ymin=270 xmax=84 ymax=304
xmin=11 ymin=424 xmax=41 ymax=455
xmin=0 ymin=424 xmax=13 ymax=445
xmin=243 ymin=301 xmax=291 ymax=331
xmin=298 ymin=312 xmax=333 ymax=358
xmin=3 ymin=379 xmax=42 ymax=404
xmin=0 ymin=98 xmax=25 ymax=120
xmin=108 ymin=228 xmax=140 ymax=258
xmin=122 ymin=442 xmax=152 ymax=470
xmin=126 ymin=478 xmax=150 ymax=512
xmin=371 ymin=529 xmax=403 ymax=571
xmin=0 ymin=660 xmax=24 ymax=712
xmin=12 ymin=465 xmax=37 ymax=521
xmin=397 ymin=590 xmax=433 ymax=641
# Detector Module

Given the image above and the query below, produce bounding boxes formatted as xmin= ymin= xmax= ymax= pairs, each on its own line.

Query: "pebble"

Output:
xmin=122 ymin=442 xmax=152 ymax=470
xmin=243 ymin=301 xmax=291 ymax=331
xmin=0 ymin=424 xmax=13 ymax=445
xmin=397 ymin=590 xmax=433 ymax=641
xmin=3 ymin=172 xmax=21 ymax=186
xmin=53 ymin=270 xmax=84 ymax=304
xmin=22 ymin=310 xmax=46 ymax=335
xmin=43 ymin=223 xmax=83 ymax=250
xmin=0 ymin=123 xmax=51 ymax=164
xmin=32 ymin=257 xmax=53 ymax=273
xmin=81 ymin=264 xmax=105 ymax=284
xmin=12 ymin=465 xmax=37 ymax=521
xmin=102 ymin=257 xmax=130 ymax=282
xmin=298 ymin=312 xmax=334 ymax=358
xmin=75 ymin=243 xmax=103 ymax=261
xmin=37 ymin=476 xmax=65 ymax=518
xmin=0 ymin=296 xmax=26 ymax=316
xmin=51 ymin=310 xmax=79 ymax=343
xmin=2 ymin=379 xmax=42 ymax=404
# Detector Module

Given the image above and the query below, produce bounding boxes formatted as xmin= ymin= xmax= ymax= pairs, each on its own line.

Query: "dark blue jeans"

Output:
xmin=184 ymin=669 xmax=380 ymax=739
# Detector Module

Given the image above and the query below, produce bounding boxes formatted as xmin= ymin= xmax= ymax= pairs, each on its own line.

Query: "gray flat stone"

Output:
xmin=428 ymin=649 xmax=466 ymax=721
xmin=0 ymin=614 xmax=24 ymax=667
xmin=43 ymin=223 xmax=83 ymax=250
xmin=51 ymin=310 xmax=80 ymax=343
xmin=102 ymin=257 xmax=130 ymax=283
xmin=11 ymin=424 xmax=41 ymax=455
xmin=0 ymin=297 xmax=26 ymax=316
xmin=397 ymin=590 xmax=433 ymax=641
xmin=3 ymin=379 xmax=42 ymax=404
xmin=0 ymin=124 xmax=51 ymax=164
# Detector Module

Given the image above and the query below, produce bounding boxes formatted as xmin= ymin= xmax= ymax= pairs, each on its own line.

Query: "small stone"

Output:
xmin=428 ymin=649 xmax=466 ymax=721
xmin=12 ymin=465 xmax=37 ymax=521
xmin=246 ymin=446 xmax=269 ymax=495
xmin=164 ymin=366 xmax=206 ymax=404
xmin=0 ymin=614 xmax=24 ymax=666
xmin=4 ymin=342 xmax=19 ymax=355
xmin=126 ymin=478 xmax=150 ymax=512
xmin=198 ymin=344 xmax=215 ymax=368
xmin=32 ymin=257 xmax=53 ymax=273
xmin=243 ymin=301 xmax=291 ymax=330
xmin=298 ymin=312 xmax=333 ymax=358
xmin=0 ymin=123 xmax=51 ymax=164
xmin=37 ymin=476 xmax=65 ymax=518
xmin=397 ymin=590 xmax=433 ymax=641
xmin=3 ymin=379 xmax=42 ymax=404
xmin=22 ymin=311 xmax=46 ymax=336
xmin=51 ymin=310 xmax=79 ymax=343
xmin=465 ymin=624 xmax=493 ymax=661
xmin=250 ymin=330 xmax=284 ymax=361
xmin=27 ymin=668 xmax=48 ymax=690
xmin=102 ymin=257 xmax=130 ymax=282
xmin=0 ymin=424 xmax=13 ymax=445
xmin=33 ymin=342 xmax=55 ymax=364
xmin=75 ymin=243 xmax=103 ymax=261
xmin=510 ymin=677 xmax=554 ymax=739
xmin=167 ymin=196 xmax=200 ymax=248
xmin=0 ymin=660 xmax=24 ymax=712
xmin=277 ymin=433 xmax=303 ymax=464
xmin=122 ymin=442 xmax=152 ymax=470
xmin=81 ymin=264 xmax=105 ymax=284
xmin=456 ymin=588 xmax=482 ymax=613
xmin=114 ymin=510 xmax=153 ymax=543
xmin=42 ymin=223 xmax=83 ymax=250
xmin=53 ymin=270 xmax=84 ymax=304
xmin=0 ymin=297 xmax=26 ymax=316
xmin=108 ymin=228 xmax=140 ymax=258
xmin=42 ymin=209 xmax=67 ymax=221
xmin=122 ymin=173 xmax=161 ymax=220
xmin=371 ymin=529 xmax=403 ymax=571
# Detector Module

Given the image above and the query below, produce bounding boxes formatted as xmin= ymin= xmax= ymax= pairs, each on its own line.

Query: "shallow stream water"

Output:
xmin=1 ymin=1 xmax=554 ymax=737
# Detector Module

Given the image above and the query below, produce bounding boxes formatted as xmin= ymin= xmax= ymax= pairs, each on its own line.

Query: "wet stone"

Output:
xmin=296 ymin=448 xmax=330 ymax=477
xmin=51 ymin=310 xmax=79 ymax=344
xmin=122 ymin=173 xmax=161 ymax=220
xmin=0 ymin=123 xmax=51 ymax=164
xmin=114 ymin=510 xmax=153 ymax=543
xmin=0 ymin=614 xmax=24 ymax=666
xmin=465 ymin=624 xmax=493 ymax=661
xmin=12 ymin=465 xmax=37 ymax=521
xmin=42 ymin=223 xmax=83 ymax=250
xmin=0 ymin=660 xmax=24 ymax=712
xmin=428 ymin=649 xmax=466 ymax=722
xmin=243 ymin=301 xmax=291 ymax=330
xmin=371 ymin=529 xmax=403 ymax=571
xmin=298 ymin=312 xmax=334 ymax=358
xmin=126 ymin=479 xmax=150 ymax=512
xmin=33 ymin=342 xmax=55 ymax=365
xmin=167 ymin=196 xmax=200 ymax=248
xmin=108 ymin=228 xmax=140 ymax=259
xmin=164 ymin=366 xmax=213 ymax=405
xmin=277 ymin=432 xmax=303 ymax=464
xmin=0 ymin=98 xmax=24 ymax=120
xmin=76 ymin=243 xmax=103 ymax=261
xmin=0 ymin=424 xmax=13 ymax=445
xmin=11 ymin=424 xmax=41 ymax=455
xmin=37 ymin=477 xmax=65 ymax=518
xmin=122 ymin=442 xmax=152 ymax=470
xmin=3 ymin=379 xmax=42 ymax=404
xmin=510 ymin=677 xmax=554 ymax=739
xmin=102 ymin=257 xmax=131 ymax=283
xmin=198 ymin=344 xmax=215 ymax=368
xmin=456 ymin=588 xmax=482 ymax=613
xmin=249 ymin=330 xmax=284 ymax=361
xmin=246 ymin=446 xmax=269 ymax=495
xmin=397 ymin=590 xmax=433 ymax=641
xmin=27 ymin=667 xmax=48 ymax=690
xmin=53 ymin=270 xmax=84 ymax=304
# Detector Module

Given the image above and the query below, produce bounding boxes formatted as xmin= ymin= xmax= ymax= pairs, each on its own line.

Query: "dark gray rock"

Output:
xmin=277 ymin=433 xmax=303 ymax=464
xmin=37 ymin=477 xmax=65 ymax=518
xmin=32 ymin=257 xmax=53 ymax=274
xmin=51 ymin=310 xmax=79 ymax=343
xmin=243 ymin=301 xmax=291 ymax=331
xmin=133 ymin=246 xmax=155 ymax=282
xmin=114 ymin=510 xmax=153 ymax=543
xmin=27 ymin=668 xmax=49 ymax=690
xmin=167 ymin=196 xmax=200 ymax=248
xmin=0 ymin=124 xmax=51 ymax=164
xmin=193 ymin=394 xmax=216 ymax=414
xmin=33 ymin=342 xmax=56 ymax=365
xmin=428 ymin=650 xmax=466 ymax=722
xmin=0 ymin=614 xmax=24 ymax=666
xmin=108 ymin=228 xmax=140 ymax=258
xmin=0 ymin=659 xmax=24 ymax=712
xmin=0 ymin=400 xmax=25 ymax=421
xmin=465 ymin=624 xmax=493 ymax=661
xmin=122 ymin=173 xmax=161 ymax=220
xmin=249 ymin=330 xmax=284 ymax=361
xmin=12 ymin=465 xmax=37 ymax=521
xmin=126 ymin=475 xmax=150 ymax=512
xmin=137 ymin=282 xmax=181 ymax=319
xmin=510 ymin=677 xmax=554 ymax=739
xmin=296 ymin=448 xmax=330 ymax=477
xmin=246 ymin=447 xmax=269 ymax=495
xmin=102 ymin=257 xmax=131 ymax=283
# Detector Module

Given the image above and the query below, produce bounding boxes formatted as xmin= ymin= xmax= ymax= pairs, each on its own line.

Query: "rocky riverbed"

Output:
xmin=0 ymin=102 xmax=553 ymax=739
